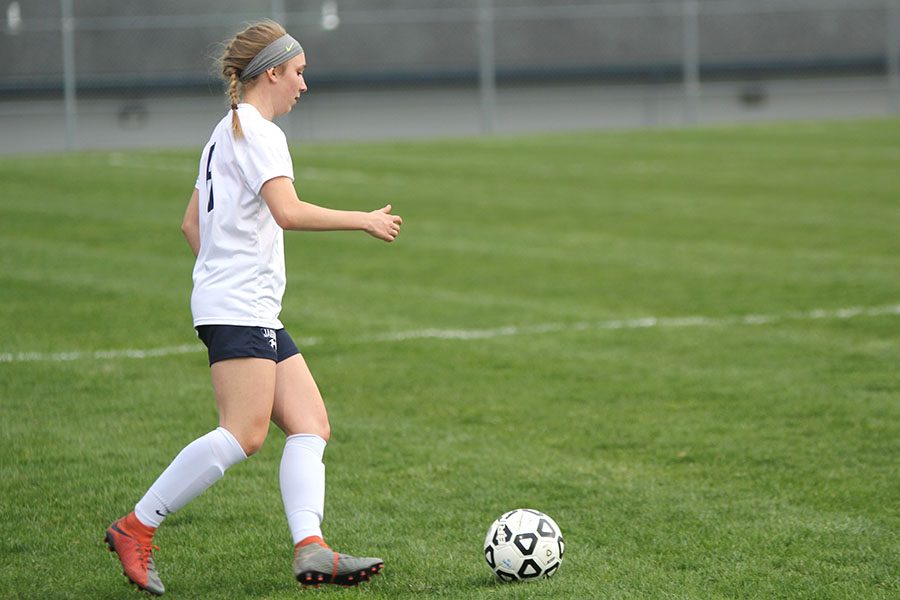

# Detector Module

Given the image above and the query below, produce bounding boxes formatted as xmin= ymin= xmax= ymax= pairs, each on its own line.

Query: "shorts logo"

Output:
xmin=261 ymin=328 xmax=277 ymax=351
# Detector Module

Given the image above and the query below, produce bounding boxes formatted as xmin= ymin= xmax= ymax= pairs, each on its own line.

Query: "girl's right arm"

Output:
xmin=181 ymin=188 xmax=201 ymax=257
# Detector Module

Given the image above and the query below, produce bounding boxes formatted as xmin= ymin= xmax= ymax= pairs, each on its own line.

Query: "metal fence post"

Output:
xmin=61 ymin=0 xmax=78 ymax=150
xmin=477 ymin=0 xmax=497 ymax=135
xmin=889 ymin=0 xmax=900 ymax=113
xmin=682 ymin=0 xmax=701 ymax=124
xmin=271 ymin=0 xmax=286 ymax=24
xmin=272 ymin=0 xmax=292 ymax=139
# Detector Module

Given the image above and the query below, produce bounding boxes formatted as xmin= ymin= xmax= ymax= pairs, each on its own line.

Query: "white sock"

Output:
xmin=134 ymin=427 xmax=247 ymax=528
xmin=280 ymin=434 xmax=327 ymax=545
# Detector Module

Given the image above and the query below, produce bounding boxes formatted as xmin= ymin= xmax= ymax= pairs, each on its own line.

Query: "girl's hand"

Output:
xmin=365 ymin=204 xmax=403 ymax=242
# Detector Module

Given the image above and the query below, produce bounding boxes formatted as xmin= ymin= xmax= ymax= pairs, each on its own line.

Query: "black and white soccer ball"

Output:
xmin=483 ymin=508 xmax=565 ymax=582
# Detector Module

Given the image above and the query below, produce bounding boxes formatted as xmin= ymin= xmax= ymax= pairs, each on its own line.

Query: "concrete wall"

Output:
xmin=1 ymin=76 xmax=895 ymax=154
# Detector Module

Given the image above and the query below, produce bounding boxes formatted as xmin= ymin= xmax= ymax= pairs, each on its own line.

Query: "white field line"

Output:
xmin=367 ymin=304 xmax=900 ymax=343
xmin=105 ymin=153 xmax=391 ymax=185
xmin=2 ymin=304 xmax=899 ymax=364
xmin=107 ymin=153 xmax=195 ymax=173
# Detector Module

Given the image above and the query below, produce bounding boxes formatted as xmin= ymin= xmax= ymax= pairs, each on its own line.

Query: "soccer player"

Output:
xmin=105 ymin=20 xmax=401 ymax=595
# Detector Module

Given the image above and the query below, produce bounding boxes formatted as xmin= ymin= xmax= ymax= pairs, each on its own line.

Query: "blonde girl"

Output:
xmin=105 ymin=20 xmax=400 ymax=595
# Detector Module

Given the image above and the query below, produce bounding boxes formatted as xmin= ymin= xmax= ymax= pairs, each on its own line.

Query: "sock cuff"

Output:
xmin=215 ymin=426 xmax=248 ymax=464
xmin=132 ymin=507 xmax=159 ymax=532
xmin=284 ymin=433 xmax=327 ymax=459
xmin=295 ymin=535 xmax=328 ymax=550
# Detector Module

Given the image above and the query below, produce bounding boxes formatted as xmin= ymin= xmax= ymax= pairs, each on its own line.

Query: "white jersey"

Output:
xmin=190 ymin=103 xmax=294 ymax=329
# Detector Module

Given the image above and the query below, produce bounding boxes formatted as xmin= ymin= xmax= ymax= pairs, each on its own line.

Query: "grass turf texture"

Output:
xmin=1 ymin=119 xmax=899 ymax=599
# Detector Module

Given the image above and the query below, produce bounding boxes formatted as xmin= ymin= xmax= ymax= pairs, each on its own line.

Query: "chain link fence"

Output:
xmin=1 ymin=0 xmax=899 ymax=153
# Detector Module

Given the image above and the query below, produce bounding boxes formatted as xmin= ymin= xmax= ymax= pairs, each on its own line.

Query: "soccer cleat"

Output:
xmin=293 ymin=536 xmax=384 ymax=587
xmin=104 ymin=513 xmax=165 ymax=596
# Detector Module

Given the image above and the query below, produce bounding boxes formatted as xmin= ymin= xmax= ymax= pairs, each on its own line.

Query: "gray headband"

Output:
xmin=239 ymin=34 xmax=304 ymax=83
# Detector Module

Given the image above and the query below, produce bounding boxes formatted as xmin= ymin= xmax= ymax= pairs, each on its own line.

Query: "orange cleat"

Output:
xmin=104 ymin=512 xmax=165 ymax=596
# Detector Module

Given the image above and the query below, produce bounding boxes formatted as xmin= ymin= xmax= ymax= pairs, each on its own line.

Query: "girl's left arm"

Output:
xmin=260 ymin=176 xmax=402 ymax=242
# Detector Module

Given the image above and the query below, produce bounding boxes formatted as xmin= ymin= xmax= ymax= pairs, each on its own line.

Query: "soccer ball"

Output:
xmin=483 ymin=508 xmax=565 ymax=581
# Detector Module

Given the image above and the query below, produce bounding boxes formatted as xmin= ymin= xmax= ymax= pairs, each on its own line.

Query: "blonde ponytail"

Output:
xmin=226 ymin=71 xmax=244 ymax=139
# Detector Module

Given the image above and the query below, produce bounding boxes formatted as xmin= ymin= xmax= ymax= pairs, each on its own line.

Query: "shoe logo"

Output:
xmin=261 ymin=328 xmax=278 ymax=351
xmin=155 ymin=509 xmax=169 ymax=518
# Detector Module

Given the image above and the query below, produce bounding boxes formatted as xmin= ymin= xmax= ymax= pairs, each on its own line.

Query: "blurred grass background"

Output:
xmin=1 ymin=119 xmax=899 ymax=598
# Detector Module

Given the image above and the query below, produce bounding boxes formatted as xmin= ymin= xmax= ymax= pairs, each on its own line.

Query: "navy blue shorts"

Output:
xmin=196 ymin=325 xmax=301 ymax=366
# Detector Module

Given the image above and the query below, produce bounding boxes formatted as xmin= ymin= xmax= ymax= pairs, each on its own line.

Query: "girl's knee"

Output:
xmin=241 ymin=436 xmax=266 ymax=456
xmin=316 ymin=421 xmax=331 ymax=443
xmin=230 ymin=425 xmax=269 ymax=456
xmin=285 ymin=418 xmax=330 ymax=442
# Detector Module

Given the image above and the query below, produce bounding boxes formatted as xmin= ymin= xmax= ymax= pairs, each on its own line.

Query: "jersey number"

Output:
xmin=205 ymin=142 xmax=216 ymax=212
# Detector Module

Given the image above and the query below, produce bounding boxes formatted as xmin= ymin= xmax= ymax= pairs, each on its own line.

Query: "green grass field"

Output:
xmin=1 ymin=119 xmax=899 ymax=599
